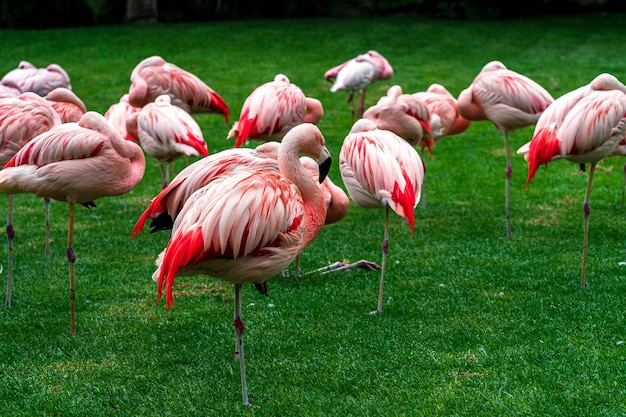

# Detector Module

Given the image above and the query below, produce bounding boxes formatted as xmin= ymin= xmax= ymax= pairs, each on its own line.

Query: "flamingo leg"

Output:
xmin=67 ymin=203 xmax=77 ymax=337
xmin=372 ymin=207 xmax=390 ymax=315
xmin=581 ymin=163 xmax=596 ymax=288
xmin=233 ymin=283 xmax=250 ymax=406
xmin=293 ymin=254 xmax=301 ymax=278
xmin=357 ymin=89 xmax=366 ymax=119
xmin=503 ymin=129 xmax=512 ymax=237
xmin=621 ymin=163 xmax=626 ymax=210
xmin=347 ymin=91 xmax=355 ymax=123
xmin=44 ymin=197 xmax=51 ymax=258
xmin=159 ymin=163 xmax=168 ymax=189
xmin=5 ymin=195 xmax=14 ymax=307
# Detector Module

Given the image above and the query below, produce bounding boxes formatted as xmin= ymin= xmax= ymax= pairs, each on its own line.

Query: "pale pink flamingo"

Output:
xmin=458 ymin=60 xmax=554 ymax=237
xmin=0 ymin=92 xmax=62 ymax=306
xmin=22 ymin=64 xmax=72 ymax=96
xmin=128 ymin=55 xmax=230 ymax=122
xmin=518 ymin=73 xmax=626 ymax=287
xmin=325 ymin=50 xmax=394 ymax=122
xmin=227 ymin=74 xmax=324 ymax=148
xmin=147 ymin=123 xmax=331 ymax=406
xmin=362 ymin=84 xmax=433 ymax=154
xmin=0 ymin=111 xmax=146 ymax=335
xmin=1 ymin=61 xmax=38 ymax=93
xmin=0 ymin=83 xmax=21 ymax=96
xmin=126 ymin=94 xmax=208 ymax=189
xmin=45 ymin=87 xmax=87 ymax=123
xmin=339 ymin=118 xmax=424 ymax=314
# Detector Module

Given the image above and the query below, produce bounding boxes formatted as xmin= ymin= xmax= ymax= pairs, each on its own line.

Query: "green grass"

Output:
xmin=1 ymin=12 xmax=626 ymax=416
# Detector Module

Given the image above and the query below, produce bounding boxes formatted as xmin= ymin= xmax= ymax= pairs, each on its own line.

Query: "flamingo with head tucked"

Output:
xmin=126 ymin=94 xmax=208 ymax=189
xmin=339 ymin=118 xmax=424 ymax=314
xmin=519 ymin=73 xmax=626 ymax=287
xmin=458 ymin=61 xmax=554 ymax=237
xmin=228 ymin=74 xmax=324 ymax=148
xmin=128 ymin=55 xmax=230 ymax=123
xmin=0 ymin=111 xmax=145 ymax=335
xmin=45 ymin=87 xmax=87 ymax=123
xmin=148 ymin=123 xmax=331 ymax=406
xmin=325 ymin=50 xmax=394 ymax=122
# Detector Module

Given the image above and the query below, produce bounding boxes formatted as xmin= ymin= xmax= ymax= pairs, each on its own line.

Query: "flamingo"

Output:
xmin=127 ymin=55 xmax=230 ymax=123
xmin=518 ymin=73 xmax=626 ymax=287
xmin=19 ymin=64 xmax=72 ymax=96
xmin=126 ymin=94 xmax=208 ymax=189
xmin=1 ymin=61 xmax=38 ymax=93
xmin=457 ymin=60 xmax=554 ymax=237
xmin=0 ymin=111 xmax=146 ymax=335
xmin=0 ymin=92 xmax=62 ymax=306
xmin=227 ymin=74 xmax=324 ymax=148
xmin=325 ymin=50 xmax=394 ymax=122
xmin=413 ymin=83 xmax=471 ymax=142
xmin=148 ymin=123 xmax=331 ymax=406
xmin=362 ymin=84 xmax=433 ymax=155
xmin=45 ymin=87 xmax=87 ymax=123
xmin=104 ymin=94 xmax=141 ymax=140
xmin=339 ymin=119 xmax=424 ymax=314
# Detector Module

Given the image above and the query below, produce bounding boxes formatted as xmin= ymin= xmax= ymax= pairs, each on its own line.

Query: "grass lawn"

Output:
xmin=1 ymin=12 xmax=626 ymax=416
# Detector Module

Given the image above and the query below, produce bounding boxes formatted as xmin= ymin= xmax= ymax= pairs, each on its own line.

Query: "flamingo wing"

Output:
xmin=157 ymin=169 xmax=305 ymax=307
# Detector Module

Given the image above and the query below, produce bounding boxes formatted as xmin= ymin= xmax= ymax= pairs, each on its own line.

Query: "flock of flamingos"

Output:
xmin=1 ymin=51 xmax=626 ymax=406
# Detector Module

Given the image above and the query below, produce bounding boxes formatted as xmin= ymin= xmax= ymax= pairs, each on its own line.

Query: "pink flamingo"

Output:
xmin=325 ymin=50 xmax=394 ymax=122
xmin=339 ymin=119 xmax=424 ymax=314
xmin=128 ymin=55 xmax=230 ymax=122
xmin=0 ymin=111 xmax=146 ymax=335
xmin=362 ymin=84 xmax=433 ymax=155
xmin=126 ymin=94 xmax=208 ymax=189
xmin=458 ymin=61 xmax=554 ymax=237
xmin=45 ymin=87 xmax=87 ymax=123
xmin=148 ymin=123 xmax=331 ymax=406
xmin=104 ymin=94 xmax=141 ymax=140
xmin=413 ymin=83 xmax=471 ymax=142
xmin=0 ymin=92 xmax=62 ymax=306
xmin=227 ymin=74 xmax=324 ymax=148
xmin=519 ymin=73 xmax=626 ymax=287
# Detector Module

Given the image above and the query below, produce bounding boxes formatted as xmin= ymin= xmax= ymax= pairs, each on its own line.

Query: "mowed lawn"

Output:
xmin=1 ymin=12 xmax=626 ymax=416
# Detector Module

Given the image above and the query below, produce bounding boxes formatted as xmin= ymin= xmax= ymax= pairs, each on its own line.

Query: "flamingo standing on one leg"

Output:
xmin=325 ymin=50 xmax=394 ymax=122
xmin=41 ymin=87 xmax=89 ymax=256
xmin=518 ymin=73 xmax=626 ymax=287
xmin=0 ymin=92 xmax=62 ymax=306
xmin=227 ymin=74 xmax=324 ymax=148
xmin=0 ymin=111 xmax=145 ymax=335
xmin=147 ymin=123 xmax=331 ymax=406
xmin=127 ymin=55 xmax=230 ymax=123
xmin=458 ymin=61 xmax=554 ymax=237
xmin=413 ymin=83 xmax=471 ymax=143
xmin=126 ymin=94 xmax=208 ymax=189
xmin=339 ymin=119 xmax=424 ymax=314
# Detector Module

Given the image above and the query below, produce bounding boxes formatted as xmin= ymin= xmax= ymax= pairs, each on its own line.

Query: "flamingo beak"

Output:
xmin=318 ymin=156 xmax=332 ymax=184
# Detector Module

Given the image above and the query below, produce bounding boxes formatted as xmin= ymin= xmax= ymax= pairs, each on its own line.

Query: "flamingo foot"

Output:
xmin=306 ymin=259 xmax=381 ymax=275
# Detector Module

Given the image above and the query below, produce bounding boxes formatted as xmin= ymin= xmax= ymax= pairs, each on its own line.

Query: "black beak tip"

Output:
xmin=319 ymin=156 xmax=332 ymax=183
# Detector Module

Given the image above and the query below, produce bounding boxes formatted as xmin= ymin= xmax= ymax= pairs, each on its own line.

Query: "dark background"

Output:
xmin=0 ymin=0 xmax=624 ymax=29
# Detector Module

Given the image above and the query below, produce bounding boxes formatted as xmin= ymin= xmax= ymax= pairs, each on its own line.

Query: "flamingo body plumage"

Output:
xmin=45 ymin=87 xmax=87 ymax=123
xmin=128 ymin=55 xmax=230 ymax=122
xmin=126 ymin=94 xmax=208 ymax=188
xmin=228 ymin=74 xmax=323 ymax=148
